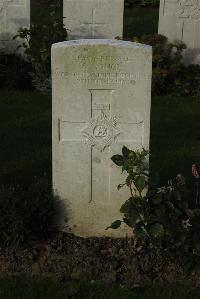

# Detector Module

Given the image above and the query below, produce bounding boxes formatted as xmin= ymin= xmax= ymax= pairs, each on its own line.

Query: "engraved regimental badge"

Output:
xmin=82 ymin=110 xmax=121 ymax=151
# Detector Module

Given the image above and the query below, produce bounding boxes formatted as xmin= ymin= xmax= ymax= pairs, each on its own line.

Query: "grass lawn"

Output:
xmin=0 ymin=90 xmax=199 ymax=187
xmin=0 ymin=90 xmax=51 ymax=186
xmin=150 ymin=95 xmax=200 ymax=183
xmin=0 ymin=278 xmax=200 ymax=299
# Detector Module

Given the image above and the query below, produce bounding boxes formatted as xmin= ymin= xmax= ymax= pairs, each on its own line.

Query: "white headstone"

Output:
xmin=63 ymin=0 xmax=124 ymax=39
xmin=0 ymin=0 xmax=30 ymax=53
xmin=158 ymin=0 xmax=200 ymax=64
xmin=52 ymin=39 xmax=152 ymax=237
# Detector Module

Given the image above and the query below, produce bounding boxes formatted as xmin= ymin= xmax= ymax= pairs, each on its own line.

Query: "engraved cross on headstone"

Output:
xmin=59 ymin=89 xmax=144 ymax=203
xmin=80 ymin=9 xmax=106 ymax=38
xmin=162 ymin=0 xmax=200 ymax=41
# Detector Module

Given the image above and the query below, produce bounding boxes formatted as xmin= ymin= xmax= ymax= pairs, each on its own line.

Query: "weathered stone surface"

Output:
xmin=63 ymin=0 xmax=124 ymax=39
xmin=52 ymin=39 xmax=152 ymax=237
xmin=0 ymin=0 xmax=30 ymax=52
xmin=158 ymin=0 xmax=200 ymax=64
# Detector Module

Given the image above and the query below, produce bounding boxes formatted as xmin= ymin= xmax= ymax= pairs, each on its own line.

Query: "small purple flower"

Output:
xmin=192 ymin=164 xmax=200 ymax=179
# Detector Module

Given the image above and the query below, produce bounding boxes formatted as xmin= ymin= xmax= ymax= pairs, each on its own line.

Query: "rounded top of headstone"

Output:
xmin=52 ymin=39 xmax=152 ymax=52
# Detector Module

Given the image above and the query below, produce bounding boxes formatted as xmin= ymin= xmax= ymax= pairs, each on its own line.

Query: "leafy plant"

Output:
xmin=0 ymin=175 xmax=64 ymax=247
xmin=14 ymin=4 xmax=68 ymax=92
xmin=132 ymin=34 xmax=200 ymax=96
xmin=107 ymin=146 xmax=200 ymax=258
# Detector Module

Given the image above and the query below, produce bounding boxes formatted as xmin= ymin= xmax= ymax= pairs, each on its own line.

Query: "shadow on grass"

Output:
xmin=0 ymin=278 xmax=200 ymax=299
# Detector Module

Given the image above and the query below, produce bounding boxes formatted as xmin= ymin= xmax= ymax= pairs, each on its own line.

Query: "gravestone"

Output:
xmin=52 ymin=39 xmax=152 ymax=237
xmin=159 ymin=0 xmax=200 ymax=64
xmin=63 ymin=0 xmax=124 ymax=39
xmin=0 ymin=0 xmax=30 ymax=53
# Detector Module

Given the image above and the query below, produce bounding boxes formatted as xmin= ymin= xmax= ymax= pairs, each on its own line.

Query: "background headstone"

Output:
xmin=52 ymin=39 xmax=152 ymax=237
xmin=158 ymin=0 xmax=200 ymax=64
xmin=63 ymin=0 xmax=124 ymax=39
xmin=0 ymin=0 xmax=30 ymax=53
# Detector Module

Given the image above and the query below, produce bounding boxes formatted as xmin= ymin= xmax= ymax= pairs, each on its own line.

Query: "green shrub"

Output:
xmin=108 ymin=147 xmax=200 ymax=259
xmin=133 ymin=34 xmax=200 ymax=96
xmin=0 ymin=175 xmax=64 ymax=247
xmin=15 ymin=4 xmax=67 ymax=92
xmin=0 ymin=51 xmax=33 ymax=90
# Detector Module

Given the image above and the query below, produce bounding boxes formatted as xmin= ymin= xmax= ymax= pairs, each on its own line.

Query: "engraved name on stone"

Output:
xmin=93 ymin=103 xmax=110 ymax=110
xmin=52 ymin=71 xmax=137 ymax=85
xmin=52 ymin=70 xmax=150 ymax=85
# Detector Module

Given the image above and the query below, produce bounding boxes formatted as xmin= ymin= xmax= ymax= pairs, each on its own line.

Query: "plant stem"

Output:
xmin=129 ymin=184 xmax=144 ymax=222
xmin=195 ymin=179 xmax=199 ymax=207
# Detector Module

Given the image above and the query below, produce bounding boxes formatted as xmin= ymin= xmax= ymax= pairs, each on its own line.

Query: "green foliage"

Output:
xmin=133 ymin=34 xmax=200 ymax=96
xmin=106 ymin=220 xmax=122 ymax=230
xmin=109 ymin=147 xmax=200 ymax=258
xmin=0 ymin=51 xmax=33 ymax=90
xmin=0 ymin=175 xmax=63 ymax=247
xmin=14 ymin=4 xmax=67 ymax=92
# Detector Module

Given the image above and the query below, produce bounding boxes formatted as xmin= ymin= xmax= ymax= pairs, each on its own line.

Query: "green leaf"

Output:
xmin=150 ymin=223 xmax=165 ymax=239
xmin=134 ymin=227 xmax=146 ymax=238
xmin=135 ymin=176 xmax=146 ymax=193
xmin=129 ymin=210 xmax=140 ymax=225
xmin=111 ymin=155 xmax=124 ymax=166
xmin=120 ymin=200 xmax=133 ymax=213
xmin=122 ymin=164 xmax=127 ymax=173
xmin=122 ymin=146 xmax=131 ymax=157
xmin=106 ymin=220 xmax=122 ymax=230
xmin=123 ymin=210 xmax=140 ymax=228
xmin=123 ymin=217 xmax=134 ymax=228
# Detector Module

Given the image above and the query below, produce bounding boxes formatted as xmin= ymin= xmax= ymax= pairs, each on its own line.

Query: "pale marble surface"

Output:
xmin=63 ymin=0 xmax=124 ymax=39
xmin=0 ymin=0 xmax=30 ymax=53
xmin=52 ymin=39 xmax=152 ymax=237
xmin=159 ymin=0 xmax=200 ymax=64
